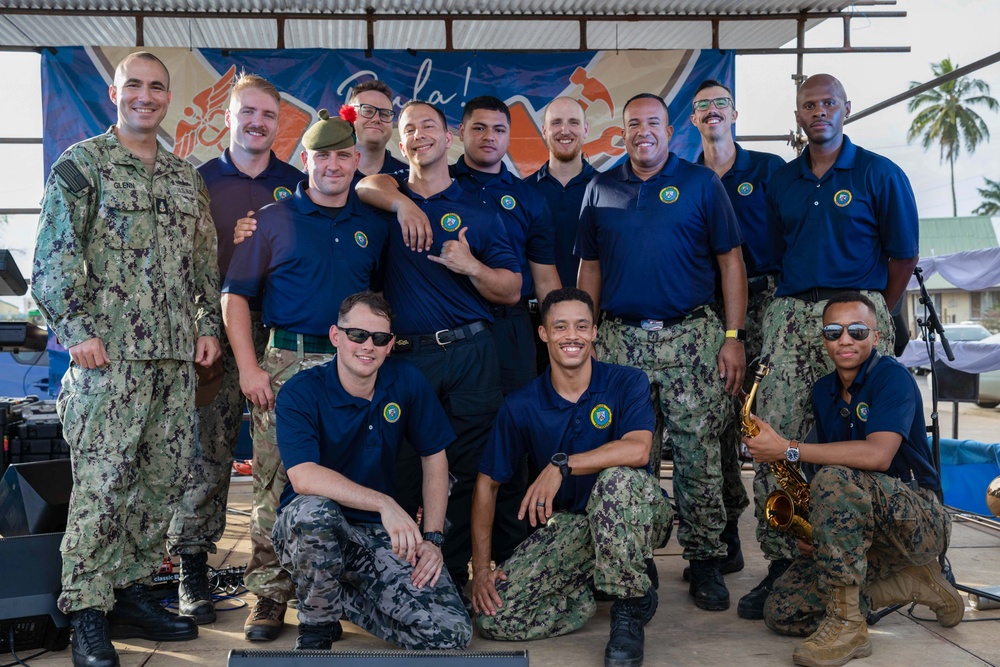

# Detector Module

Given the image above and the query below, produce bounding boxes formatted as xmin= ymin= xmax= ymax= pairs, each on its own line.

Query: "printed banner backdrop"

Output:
xmin=41 ymin=47 xmax=734 ymax=178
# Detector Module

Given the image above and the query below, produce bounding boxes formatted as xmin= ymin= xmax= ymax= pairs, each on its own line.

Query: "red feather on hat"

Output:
xmin=339 ymin=104 xmax=358 ymax=124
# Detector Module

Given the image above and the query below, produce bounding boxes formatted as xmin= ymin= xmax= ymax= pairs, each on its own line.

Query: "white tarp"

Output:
xmin=908 ymin=248 xmax=1000 ymax=291
xmin=899 ymin=340 xmax=1000 ymax=373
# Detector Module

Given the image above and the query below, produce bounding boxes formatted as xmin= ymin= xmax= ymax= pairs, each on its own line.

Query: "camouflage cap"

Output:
xmin=302 ymin=109 xmax=357 ymax=151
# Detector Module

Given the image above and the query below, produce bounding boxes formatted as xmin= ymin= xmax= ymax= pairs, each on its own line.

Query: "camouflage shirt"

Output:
xmin=32 ymin=127 xmax=221 ymax=361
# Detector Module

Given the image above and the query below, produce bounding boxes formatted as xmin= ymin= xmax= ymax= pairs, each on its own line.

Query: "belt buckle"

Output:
xmin=434 ymin=329 xmax=453 ymax=346
xmin=640 ymin=319 xmax=663 ymax=331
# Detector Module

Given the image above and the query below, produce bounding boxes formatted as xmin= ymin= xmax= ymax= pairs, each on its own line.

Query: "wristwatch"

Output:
xmin=550 ymin=452 xmax=572 ymax=480
xmin=422 ymin=531 xmax=445 ymax=547
xmin=726 ymin=329 xmax=748 ymax=343
xmin=784 ymin=439 xmax=800 ymax=463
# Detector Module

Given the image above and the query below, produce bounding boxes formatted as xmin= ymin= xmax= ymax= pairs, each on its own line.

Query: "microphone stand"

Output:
xmin=870 ymin=267 xmax=1000 ymax=625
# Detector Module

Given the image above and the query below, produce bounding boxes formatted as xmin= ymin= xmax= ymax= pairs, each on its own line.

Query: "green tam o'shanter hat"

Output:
xmin=301 ymin=108 xmax=357 ymax=151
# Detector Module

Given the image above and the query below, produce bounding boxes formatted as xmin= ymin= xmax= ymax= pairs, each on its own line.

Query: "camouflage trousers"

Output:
xmin=596 ymin=311 xmax=729 ymax=560
xmin=167 ymin=314 xmax=268 ymax=555
xmin=273 ymin=494 xmax=473 ymax=650
xmin=764 ymin=466 xmax=950 ymax=636
xmin=754 ymin=292 xmax=895 ymax=561
xmin=244 ymin=343 xmax=335 ymax=603
xmin=711 ymin=276 xmax=776 ymax=523
xmin=476 ymin=467 xmax=672 ymax=641
xmin=56 ymin=359 xmax=195 ymax=613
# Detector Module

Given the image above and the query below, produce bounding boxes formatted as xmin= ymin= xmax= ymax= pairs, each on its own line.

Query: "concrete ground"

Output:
xmin=22 ymin=375 xmax=1000 ymax=667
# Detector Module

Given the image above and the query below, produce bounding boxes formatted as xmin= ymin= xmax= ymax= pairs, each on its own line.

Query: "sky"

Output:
xmin=2 ymin=0 xmax=999 ymax=311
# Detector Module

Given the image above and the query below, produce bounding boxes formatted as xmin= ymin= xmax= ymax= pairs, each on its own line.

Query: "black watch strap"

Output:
xmin=422 ymin=531 xmax=445 ymax=547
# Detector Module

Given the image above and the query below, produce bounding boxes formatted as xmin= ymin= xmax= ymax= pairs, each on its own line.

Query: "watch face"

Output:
xmin=551 ymin=453 xmax=567 ymax=465
xmin=785 ymin=447 xmax=800 ymax=463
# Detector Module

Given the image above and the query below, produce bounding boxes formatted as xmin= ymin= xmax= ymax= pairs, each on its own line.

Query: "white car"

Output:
xmin=972 ymin=332 xmax=1000 ymax=409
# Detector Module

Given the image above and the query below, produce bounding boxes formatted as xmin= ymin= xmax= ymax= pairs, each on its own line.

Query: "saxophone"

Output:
xmin=740 ymin=363 xmax=813 ymax=542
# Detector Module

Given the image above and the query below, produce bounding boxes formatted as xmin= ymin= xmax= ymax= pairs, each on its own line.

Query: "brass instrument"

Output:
xmin=740 ymin=363 xmax=813 ymax=543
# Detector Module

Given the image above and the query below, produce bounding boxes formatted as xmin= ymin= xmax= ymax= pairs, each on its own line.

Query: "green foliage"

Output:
xmin=981 ymin=303 xmax=1000 ymax=333
xmin=907 ymin=58 xmax=999 ymax=217
xmin=973 ymin=176 xmax=1000 ymax=216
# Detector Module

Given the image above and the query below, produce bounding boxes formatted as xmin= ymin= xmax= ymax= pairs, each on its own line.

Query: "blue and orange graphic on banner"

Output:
xmin=41 ymin=47 xmax=733 ymax=177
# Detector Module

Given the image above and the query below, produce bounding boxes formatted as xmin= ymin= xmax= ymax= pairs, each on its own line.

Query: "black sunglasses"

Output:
xmin=341 ymin=327 xmax=394 ymax=347
xmin=821 ymin=324 xmax=872 ymax=342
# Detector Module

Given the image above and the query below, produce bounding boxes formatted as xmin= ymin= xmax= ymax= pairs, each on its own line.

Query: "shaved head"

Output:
xmin=114 ymin=51 xmax=170 ymax=90
xmin=797 ymin=74 xmax=847 ymax=107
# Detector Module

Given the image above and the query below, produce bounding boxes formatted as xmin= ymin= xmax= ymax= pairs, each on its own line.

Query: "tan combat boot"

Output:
xmin=868 ymin=562 xmax=964 ymax=627
xmin=793 ymin=585 xmax=872 ymax=667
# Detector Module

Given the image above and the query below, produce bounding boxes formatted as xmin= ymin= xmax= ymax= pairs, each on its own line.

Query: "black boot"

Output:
xmin=636 ymin=586 xmax=658 ymax=626
xmin=107 ymin=583 xmax=199 ymax=641
xmin=683 ymin=520 xmax=744 ymax=581
xmin=178 ymin=552 xmax=216 ymax=624
xmin=295 ymin=621 xmax=344 ymax=650
xmin=688 ymin=558 xmax=730 ymax=611
xmin=605 ymin=597 xmax=644 ymax=667
xmin=70 ymin=609 xmax=119 ymax=667
xmin=737 ymin=558 xmax=792 ymax=620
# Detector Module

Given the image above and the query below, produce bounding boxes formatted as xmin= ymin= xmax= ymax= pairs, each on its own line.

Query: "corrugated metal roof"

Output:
xmin=0 ymin=0 xmax=862 ymax=49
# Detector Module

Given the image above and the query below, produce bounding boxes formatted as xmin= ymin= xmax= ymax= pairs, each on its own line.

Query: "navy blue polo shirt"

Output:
xmin=198 ymin=150 xmax=303 ymax=308
xmin=452 ymin=157 xmax=555 ymax=299
xmin=223 ymin=182 xmax=391 ymax=336
xmin=811 ymin=351 xmax=940 ymax=493
xmin=276 ymin=356 xmax=455 ymax=523
xmin=576 ymin=155 xmax=743 ymax=320
xmin=767 ymin=135 xmax=919 ymax=297
xmin=528 ymin=160 xmax=597 ymax=288
xmin=697 ymin=144 xmax=784 ymax=277
xmin=382 ymin=179 xmax=522 ymax=335
xmin=480 ymin=360 xmax=654 ymax=513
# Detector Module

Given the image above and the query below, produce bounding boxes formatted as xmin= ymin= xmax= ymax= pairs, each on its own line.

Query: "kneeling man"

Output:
xmin=272 ymin=292 xmax=472 ymax=650
xmin=744 ymin=292 xmax=962 ymax=667
xmin=471 ymin=287 xmax=672 ymax=667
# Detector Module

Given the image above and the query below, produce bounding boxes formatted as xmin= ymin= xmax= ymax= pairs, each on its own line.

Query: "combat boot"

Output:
xmin=70 ymin=608 xmax=119 ymax=667
xmin=688 ymin=557 xmax=730 ymax=611
xmin=244 ymin=596 xmax=287 ymax=641
xmin=868 ymin=562 xmax=964 ymax=627
xmin=178 ymin=552 xmax=216 ymax=624
xmin=738 ymin=557 xmax=792 ymax=619
xmin=295 ymin=621 xmax=344 ymax=650
xmin=683 ymin=519 xmax=744 ymax=581
xmin=107 ymin=584 xmax=198 ymax=641
xmin=636 ymin=586 xmax=658 ymax=626
xmin=793 ymin=585 xmax=872 ymax=667
xmin=605 ymin=597 xmax=644 ymax=667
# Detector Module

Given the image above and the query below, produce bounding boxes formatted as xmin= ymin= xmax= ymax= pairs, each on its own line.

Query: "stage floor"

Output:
xmin=22 ymin=469 xmax=1000 ymax=667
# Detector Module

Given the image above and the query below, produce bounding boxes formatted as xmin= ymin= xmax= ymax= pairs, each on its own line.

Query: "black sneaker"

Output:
xmin=688 ymin=558 xmax=730 ymax=611
xmin=605 ymin=597 xmax=644 ymax=667
xmin=737 ymin=558 xmax=792 ymax=620
xmin=295 ymin=622 xmax=344 ymax=650
xmin=70 ymin=609 xmax=119 ymax=667
xmin=107 ymin=584 xmax=198 ymax=641
xmin=178 ymin=552 xmax=216 ymax=624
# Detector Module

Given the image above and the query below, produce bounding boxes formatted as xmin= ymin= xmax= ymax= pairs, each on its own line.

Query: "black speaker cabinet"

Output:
xmin=933 ymin=360 xmax=979 ymax=403
xmin=0 ymin=531 xmax=70 ymax=653
xmin=0 ymin=459 xmax=72 ymax=537
xmin=228 ymin=649 xmax=529 ymax=666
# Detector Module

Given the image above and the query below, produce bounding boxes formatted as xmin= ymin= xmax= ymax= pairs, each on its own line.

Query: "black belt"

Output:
xmin=393 ymin=321 xmax=489 ymax=352
xmin=787 ymin=287 xmax=852 ymax=303
xmin=602 ymin=306 xmax=707 ymax=331
xmin=490 ymin=297 xmax=531 ymax=319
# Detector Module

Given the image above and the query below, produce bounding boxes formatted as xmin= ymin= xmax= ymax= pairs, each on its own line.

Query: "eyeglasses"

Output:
xmin=821 ymin=324 xmax=872 ymax=342
xmin=692 ymin=97 xmax=733 ymax=111
xmin=341 ymin=327 xmax=394 ymax=347
xmin=353 ymin=103 xmax=395 ymax=122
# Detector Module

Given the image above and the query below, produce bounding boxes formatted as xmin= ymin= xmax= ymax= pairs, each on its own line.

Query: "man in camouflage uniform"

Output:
xmin=689 ymin=79 xmax=787 ymax=584
xmin=167 ymin=72 xmax=303 ymax=625
xmin=744 ymin=292 xmax=962 ymax=667
xmin=31 ymin=52 xmax=221 ymax=667
xmin=741 ymin=74 xmax=920 ymax=620
xmin=577 ymin=93 xmax=747 ymax=612
xmin=472 ymin=288 xmax=672 ymax=667
xmin=272 ymin=292 xmax=471 ymax=650
xmin=223 ymin=109 xmax=391 ymax=641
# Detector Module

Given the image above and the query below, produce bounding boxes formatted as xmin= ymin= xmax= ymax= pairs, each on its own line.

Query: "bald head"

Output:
xmin=797 ymin=74 xmax=847 ymax=107
xmin=542 ymin=96 xmax=589 ymax=163
xmin=543 ymin=97 xmax=586 ymax=125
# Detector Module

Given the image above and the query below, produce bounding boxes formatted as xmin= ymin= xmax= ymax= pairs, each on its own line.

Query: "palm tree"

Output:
xmin=906 ymin=58 xmax=998 ymax=217
xmin=973 ymin=176 xmax=1000 ymax=216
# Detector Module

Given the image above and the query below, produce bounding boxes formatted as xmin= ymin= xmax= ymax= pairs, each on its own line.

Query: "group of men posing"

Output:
xmin=31 ymin=50 xmax=964 ymax=667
